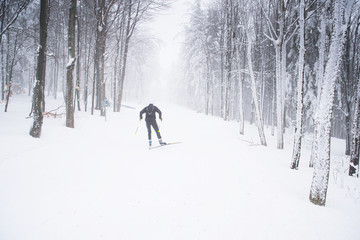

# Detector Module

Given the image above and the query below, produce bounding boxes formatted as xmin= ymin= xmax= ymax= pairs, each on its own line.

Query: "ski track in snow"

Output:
xmin=0 ymin=95 xmax=359 ymax=240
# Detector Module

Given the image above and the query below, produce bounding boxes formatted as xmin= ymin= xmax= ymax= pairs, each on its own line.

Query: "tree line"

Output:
xmin=1 ymin=0 xmax=168 ymax=130
xmin=179 ymin=0 xmax=360 ymax=206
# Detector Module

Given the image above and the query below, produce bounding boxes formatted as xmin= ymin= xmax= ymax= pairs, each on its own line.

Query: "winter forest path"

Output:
xmin=0 ymin=96 xmax=359 ymax=240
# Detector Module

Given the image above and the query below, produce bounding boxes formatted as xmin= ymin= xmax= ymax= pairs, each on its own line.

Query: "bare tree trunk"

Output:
xmin=271 ymin=73 xmax=275 ymax=136
xmin=27 ymin=39 xmax=37 ymax=98
xmin=54 ymin=43 xmax=59 ymax=99
xmin=91 ymin=61 xmax=96 ymax=115
xmin=0 ymin=0 xmax=5 ymax=101
xmin=84 ymin=21 xmax=92 ymax=112
xmin=113 ymin=42 xmax=119 ymax=112
xmin=1 ymin=35 xmax=4 ymax=101
xmin=113 ymin=8 xmax=125 ymax=112
xmin=94 ymin=0 xmax=114 ymax=116
xmin=223 ymin=0 xmax=233 ymax=121
xmin=275 ymin=42 xmax=284 ymax=148
xmin=268 ymin=1 xmax=285 ymax=149
xmin=75 ymin=7 xmax=81 ymax=111
xmin=310 ymin=0 xmax=328 ymax=167
xmin=117 ymin=0 xmax=133 ymax=112
xmin=205 ymin=55 xmax=211 ymax=115
xmin=291 ymin=0 xmax=305 ymax=170
xmin=342 ymin=20 xmax=360 ymax=156
xmin=30 ymin=0 xmax=48 ymax=138
xmin=4 ymin=31 xmax=19 ymax=112
xmin=220 ymin=4 xmax=225 ymax=119
xmin=0 ymin=0 xmax=30 ymax=45
xmin=246 ymin=16 xmax=267 ymax=146
xmin=94 ymin=22 xmax=105 ymax=115
xmin=0 ymin=0 xmax=5 ymax=46
xmin=115 ymin=12 xmax=125 ymax=112
xmin=235 ymin=41 xmax=244 ymax=135
xmin=65 ymin=0 xmax=76 ymax=128
xmin=349 ymin=76 xmax=360 ymax=177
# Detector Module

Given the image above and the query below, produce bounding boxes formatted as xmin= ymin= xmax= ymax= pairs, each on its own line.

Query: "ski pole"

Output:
xmin=134 ymin=119 xmax=142 ymax=135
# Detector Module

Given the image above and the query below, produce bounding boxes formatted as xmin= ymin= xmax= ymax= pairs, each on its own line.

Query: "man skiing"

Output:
xmin=140 ymin=103 xmax=166 ymax=147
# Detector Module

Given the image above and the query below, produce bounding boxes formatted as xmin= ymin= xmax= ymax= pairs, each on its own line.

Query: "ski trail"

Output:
xmin=0 ymin=98 xmax=359 ymax=240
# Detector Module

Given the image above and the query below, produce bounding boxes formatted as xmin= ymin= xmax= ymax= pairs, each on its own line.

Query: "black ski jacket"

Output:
xmin=140 ymin=104 xmax=162 ymax=122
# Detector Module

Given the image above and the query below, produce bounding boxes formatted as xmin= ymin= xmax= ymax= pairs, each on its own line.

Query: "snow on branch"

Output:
xmin=66 ymin=57 xmax=75 ymax=68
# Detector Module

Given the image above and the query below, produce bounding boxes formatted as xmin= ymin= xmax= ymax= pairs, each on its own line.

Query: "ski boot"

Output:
xmin=159 ymin=139 xmax=167 ymax=146
xmin=149 ymin=140 xmax=152 ymax=147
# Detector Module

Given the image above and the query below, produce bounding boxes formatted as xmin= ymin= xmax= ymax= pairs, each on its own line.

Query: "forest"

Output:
xmin=176 ymin=0 xmax=360 ymax=206
xmin=1 ymin=0 xmax=360 ymax=207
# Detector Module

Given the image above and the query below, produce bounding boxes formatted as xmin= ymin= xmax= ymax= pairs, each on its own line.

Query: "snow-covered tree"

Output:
xmin=245 ymin=8 xmax=267 ymax=146
xmin=340 ymin=7 xmax=360 ymax=156
xmin=290 ymin=0 xmax=305 ymax=169
xmin=309 ymin=0 xmax=330 ymax=168
xmin=349 ymin=76 xmax=360 ymax=177
xmin=223 ymin=0 xmax=234 ymax=121
xmin=309 ymin=0 xmax=354 ymax=206
xmin=183 ymin=0 xmax=208 ymax=112
xmin=114 ymin=0 xmax=170 ymax=113
xmin=260 ymin=0 xmax=296 ymax=149
xmin=0 ymin=0 xmax=31 ymax=45
xmin=233 ymin=1 xmax=245 ymax=135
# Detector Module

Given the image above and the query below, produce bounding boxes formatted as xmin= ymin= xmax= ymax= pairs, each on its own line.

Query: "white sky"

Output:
xmin=143 ymin=1 xmax=194 ymax=101
xmin=149 ymin=1 xmax=193 ymax=69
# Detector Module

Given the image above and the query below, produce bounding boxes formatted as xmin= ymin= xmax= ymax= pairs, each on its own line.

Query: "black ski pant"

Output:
xmin=146 ymin=119 xmax=162 ymax=140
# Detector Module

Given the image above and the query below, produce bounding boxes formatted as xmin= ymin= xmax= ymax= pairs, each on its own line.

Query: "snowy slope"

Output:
xmin=0 ymin=95 xmax=359 ymax=240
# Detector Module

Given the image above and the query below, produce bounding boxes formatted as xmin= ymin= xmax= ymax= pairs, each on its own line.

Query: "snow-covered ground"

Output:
xmin=1 ymin=95 xmax=359 ymax=240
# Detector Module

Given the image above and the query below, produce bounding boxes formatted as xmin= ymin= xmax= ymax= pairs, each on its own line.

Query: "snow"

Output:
xmin=1 ymin=95 xmax=360 ymax=240
xmin=66 ymin=57 xmax=75 ymax=68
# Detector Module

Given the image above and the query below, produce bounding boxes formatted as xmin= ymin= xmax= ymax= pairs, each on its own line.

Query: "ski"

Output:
xmin=149 ymin=142 xmax=182 ymax=150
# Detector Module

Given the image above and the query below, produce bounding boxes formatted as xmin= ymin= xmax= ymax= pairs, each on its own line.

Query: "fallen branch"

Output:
xmin=241 ymin=139 xmax=261 ymax=147
xmin=27 ymin=104 xmax=65 ymax=119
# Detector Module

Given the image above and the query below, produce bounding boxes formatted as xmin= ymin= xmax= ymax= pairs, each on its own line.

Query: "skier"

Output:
xmin=139 ymin=103 xmax=166 ymax=147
